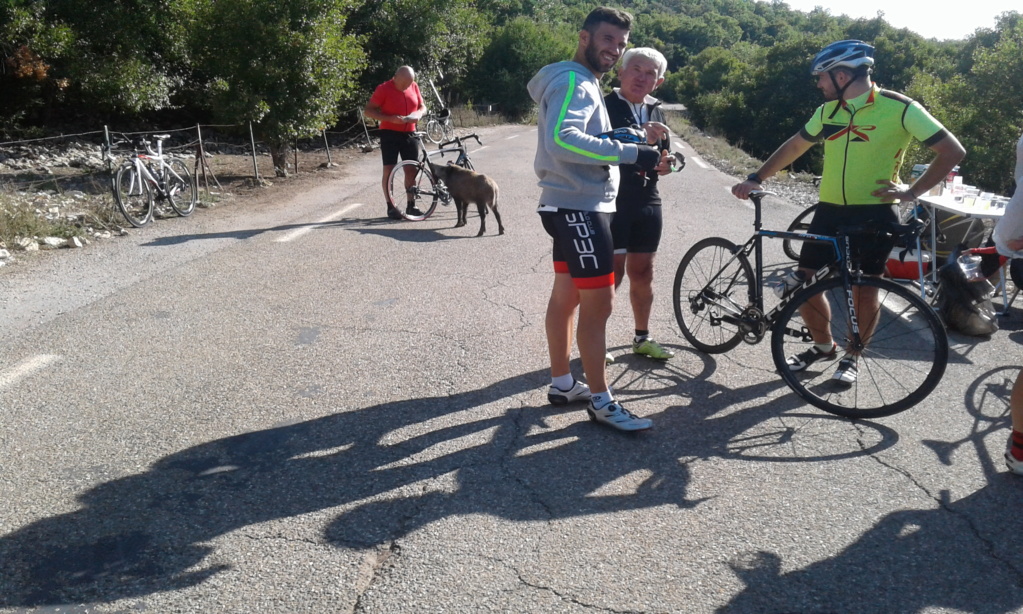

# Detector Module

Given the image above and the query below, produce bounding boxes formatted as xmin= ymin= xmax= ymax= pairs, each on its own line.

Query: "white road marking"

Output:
xmin=690 ymin=156 xmax=710 ymax=169
xmin=0 ymin=354 xmax=61 ymax=391
xmin=505 ymin=134 xmax=520 ymax=140
xmin=275 ymin=203 xmax=364 ymax=243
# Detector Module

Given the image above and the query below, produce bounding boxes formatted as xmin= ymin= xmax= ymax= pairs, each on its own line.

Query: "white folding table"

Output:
xmin=916 ymin=193 xmax=1010 ymax=309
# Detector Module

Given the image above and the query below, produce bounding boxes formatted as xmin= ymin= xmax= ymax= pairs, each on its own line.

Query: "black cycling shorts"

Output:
xmin=540 ymin=208 xmax=615 ymax=289
xmin=379 ymin=130 xmax=421 ymax=166
xmin=611 ymin=200 xmax=663 ymax=254
xmin=799 ymin=203 xmax=898 ymax=275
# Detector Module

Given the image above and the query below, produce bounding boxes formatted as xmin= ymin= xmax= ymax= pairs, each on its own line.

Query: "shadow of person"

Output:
xmin=719 ymin=361 xmax=1023 ymax=613
xmin=0 ymin=348 xmax=906 ymax=608
xmin=0 ymin=367 xmax=706 ymax=608
xmin=719 ymin=477 xmax=1023 ymax=613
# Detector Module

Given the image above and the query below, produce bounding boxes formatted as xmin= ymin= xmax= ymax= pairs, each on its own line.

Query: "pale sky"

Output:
xmin=771 ymin=0 xmax=1018 ymax=40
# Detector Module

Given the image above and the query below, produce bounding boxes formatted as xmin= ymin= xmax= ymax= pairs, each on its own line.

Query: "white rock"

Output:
xmin=40 ymin=237 xmax=67 ymax=249
xmin=17 ymin=238 xmax=39 ymax=251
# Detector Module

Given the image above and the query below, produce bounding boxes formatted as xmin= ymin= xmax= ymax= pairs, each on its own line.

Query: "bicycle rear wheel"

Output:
xmin=782 ymin=204 xmax=815 ymax=261
xmin=426 ymin=119 xmax=444 ymax=144
xmin=673 ymin=237 xmax=756 ymax=353
xmin=113 ymin=163 xmax=153 ymax=227
xmin=166 ymin=159 xmax=197 ymax=216
xmin=771 ymin=276 xmax=948 ymax=419
xmin=388 ymin=160 xmax=439 ymax=221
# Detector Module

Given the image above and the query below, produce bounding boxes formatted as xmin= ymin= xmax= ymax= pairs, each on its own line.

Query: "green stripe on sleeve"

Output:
xmin=552 ymin=71 xmax=620 ymax=163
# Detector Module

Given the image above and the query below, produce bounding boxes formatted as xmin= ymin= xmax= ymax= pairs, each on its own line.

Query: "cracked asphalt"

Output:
xmin=1 ymin=123 xmax=1022 ymax=613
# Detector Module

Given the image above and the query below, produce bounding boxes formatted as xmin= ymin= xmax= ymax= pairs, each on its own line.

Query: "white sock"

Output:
xmin=815 ymin=342 xmax=835 ymax=352
xmin=551 ymin=374 xmax=575 ymax=391
xmin=591 ymin=391 xmax=614 ymax=409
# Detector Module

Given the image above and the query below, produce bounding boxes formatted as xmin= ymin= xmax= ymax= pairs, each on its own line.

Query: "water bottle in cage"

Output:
xmin=773 ymin=270 xmax=806 ymax=298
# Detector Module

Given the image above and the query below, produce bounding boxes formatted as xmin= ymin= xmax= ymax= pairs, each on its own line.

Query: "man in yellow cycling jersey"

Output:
xmin=732 ymin=39 xmax=965 ymax=384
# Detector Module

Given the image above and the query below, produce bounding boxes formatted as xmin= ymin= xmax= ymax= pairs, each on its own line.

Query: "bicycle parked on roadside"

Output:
xmin=424 ymin=108 xmax=454 ymax=144
xmin=672 ymin=190 xmax=948 ymax=419
xmin=387 ymin=132 xmax=481 ymax=221
xmin=111 ymin=134 xmax=196 ymax=227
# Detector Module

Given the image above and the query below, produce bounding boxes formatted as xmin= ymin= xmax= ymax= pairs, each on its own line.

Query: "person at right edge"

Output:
xmin=527 ymin=6 xmax=669 ymax=432
xmin=731 ymin=39 xmax=965 ymax=385
xmin=991 ymin=130 xmax=1023 ymax=475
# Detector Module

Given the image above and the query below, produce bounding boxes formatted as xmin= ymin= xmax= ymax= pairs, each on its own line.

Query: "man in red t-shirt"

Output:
xmin=364 ymin=66 xmax=428 ymax=219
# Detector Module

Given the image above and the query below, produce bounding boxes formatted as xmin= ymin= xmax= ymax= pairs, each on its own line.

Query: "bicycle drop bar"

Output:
xmin=439 ymin=134 xmax=482 ymax=149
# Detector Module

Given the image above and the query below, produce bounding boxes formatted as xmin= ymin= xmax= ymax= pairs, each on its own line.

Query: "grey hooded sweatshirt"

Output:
xmin=527 ymin=61 xmax=657 ymax=213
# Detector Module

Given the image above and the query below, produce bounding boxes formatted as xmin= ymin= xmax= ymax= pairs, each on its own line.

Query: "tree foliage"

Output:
xmin=0 ymin=0 xmax=1020 ymax=192
xmin=464 ymin=17 xmax=575 ymax=118
xmin=190 ymin=0 xmax=366 ymax=175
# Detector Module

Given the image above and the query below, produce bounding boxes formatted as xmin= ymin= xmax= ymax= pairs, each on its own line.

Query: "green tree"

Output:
xmin=191 ymin=0 xmax=366 ymax=176
xmin=923 ymin=13 xmax=1023 ymax=193
xmin=0 ymin=0 xmax=194 ymax=126
xmin=465 ymin=17 xmax=575 ymax=118
xmin=348 ymin=0 xmax=489 ymax=108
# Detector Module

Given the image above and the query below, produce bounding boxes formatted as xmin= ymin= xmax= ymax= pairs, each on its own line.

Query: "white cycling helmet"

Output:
xmin=810 ymin=40 xmax=875 ymax=76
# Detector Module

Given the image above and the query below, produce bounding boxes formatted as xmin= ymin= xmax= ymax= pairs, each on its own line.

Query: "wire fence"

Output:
xmin=0 ymin=104 xmax=507 ymax=200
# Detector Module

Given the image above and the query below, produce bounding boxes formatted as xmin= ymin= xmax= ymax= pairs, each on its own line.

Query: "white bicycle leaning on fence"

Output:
xmin=111 ymin=134 xmax=196 ymax=227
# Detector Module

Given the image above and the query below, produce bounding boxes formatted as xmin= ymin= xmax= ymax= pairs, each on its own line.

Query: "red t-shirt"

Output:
xmin=369 ymin=79 xmax=424 ymax=133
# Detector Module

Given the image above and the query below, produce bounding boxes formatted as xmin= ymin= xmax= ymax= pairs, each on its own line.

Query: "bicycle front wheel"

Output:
xmin=771 ymin=276 xmax=948 ymax=419
xmin=425 ymin=120 xmax=444 ymax=144
xmin=673 ymin=237 xmax=756 ymax=353
xmin=782 ymin=204 xmax=815 ymax=261
xmin=166 ymin=159 xmax=197 ymax=216
xmin=388 ymin=161 xmax=439 ymax=221
xmin=114 ymin=164 xmax=153 ymax=227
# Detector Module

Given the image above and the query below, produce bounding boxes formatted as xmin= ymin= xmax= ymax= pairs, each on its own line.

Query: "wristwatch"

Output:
xmin=746 ymin=172 xmax=764 ymax=184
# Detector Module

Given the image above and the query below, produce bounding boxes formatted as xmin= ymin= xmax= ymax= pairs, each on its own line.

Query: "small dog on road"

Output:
xmin=429 ymin=162 xmax=504 ymax=236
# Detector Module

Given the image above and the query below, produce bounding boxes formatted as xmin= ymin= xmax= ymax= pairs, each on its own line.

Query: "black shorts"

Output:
xmin=799 ymin=203 xmax=898 ymax=275
xmin=611 ymin=200 xmax=662 ymax=254
xmin=539 ymin=208 xmax=615 ymax=289
xmin=379 ymin=130 xmax=421 ymax=166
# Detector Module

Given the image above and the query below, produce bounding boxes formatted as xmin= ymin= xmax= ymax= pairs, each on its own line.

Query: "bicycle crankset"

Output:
xmin=739 ymin=306 xmax=767 ymax=344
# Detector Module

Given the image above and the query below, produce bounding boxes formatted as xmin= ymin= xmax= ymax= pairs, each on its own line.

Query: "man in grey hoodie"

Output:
xmin=527 ymin=6 xmax=667 ymax=431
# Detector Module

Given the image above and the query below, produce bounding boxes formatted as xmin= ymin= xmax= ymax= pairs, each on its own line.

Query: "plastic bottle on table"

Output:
xmin=959 ymin=254 xmax=984 ymax=281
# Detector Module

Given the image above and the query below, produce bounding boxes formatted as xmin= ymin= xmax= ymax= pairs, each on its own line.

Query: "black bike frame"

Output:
xmin=700 ymin=195 xmax=868 ymax=346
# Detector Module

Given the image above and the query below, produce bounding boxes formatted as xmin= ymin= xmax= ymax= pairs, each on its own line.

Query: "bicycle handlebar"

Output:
xmin=439 ymin=134 xmax=481 ymax=149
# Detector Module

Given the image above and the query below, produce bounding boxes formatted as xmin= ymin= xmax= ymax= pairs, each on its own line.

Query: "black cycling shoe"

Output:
xmin=386 ymin=206 xmax=403 ymax=220
xmin=406 ymin=205 xmax=425 ymax=218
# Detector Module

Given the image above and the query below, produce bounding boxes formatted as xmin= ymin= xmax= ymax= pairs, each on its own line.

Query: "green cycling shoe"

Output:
xmin=633 ymin=338 xmax=674 ymax=361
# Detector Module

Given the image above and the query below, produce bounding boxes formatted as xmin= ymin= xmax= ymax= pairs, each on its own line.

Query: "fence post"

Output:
xmin=103 ymin=125 xmax=111 ymax=173
xmin=195 ymin=124 xmax=208 ymax=195
xmin=323 ymin=129 xmax=333 ymax=165
xmin=195 ymin=124 xmax=221 ymax=193
xmin=361 ymin=110 xmax=374 ymax=152
xmin=248 ymin=121 xmax=261 ymax=182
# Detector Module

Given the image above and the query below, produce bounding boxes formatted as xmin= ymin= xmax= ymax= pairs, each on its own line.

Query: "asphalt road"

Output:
xmin=1 ymin=123 xmax=1022 ymax=613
